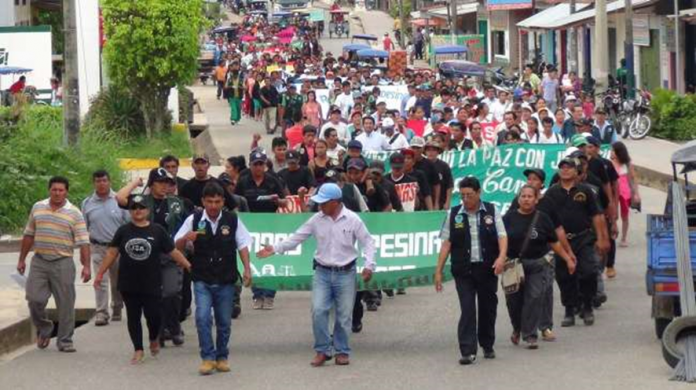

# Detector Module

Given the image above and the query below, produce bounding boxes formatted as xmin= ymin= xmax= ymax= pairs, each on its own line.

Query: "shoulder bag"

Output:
xmin=501 ymin=211 xmax=540 ymax=295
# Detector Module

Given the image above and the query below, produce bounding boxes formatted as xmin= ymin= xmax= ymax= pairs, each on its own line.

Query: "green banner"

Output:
xmin=244 ymin=211 xmax=448 ymax=291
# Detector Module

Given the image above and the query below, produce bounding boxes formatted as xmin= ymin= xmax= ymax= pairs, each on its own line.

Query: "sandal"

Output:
xmin=36 ymin=335 xmax=50 ymax=349
xmin=510 ymin=331 xmax=520 ymax=346
xmin=131 ymin=351 xmax=145 ymax=365
xmin=149 ymin=341 xmax=160 ymax=357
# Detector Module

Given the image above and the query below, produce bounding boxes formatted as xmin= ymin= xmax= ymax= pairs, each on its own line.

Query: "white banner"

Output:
xmin=361 ymin=85 xmax=409 ymax=111
xmin=0 ymin=27 xmax=52 ymax=92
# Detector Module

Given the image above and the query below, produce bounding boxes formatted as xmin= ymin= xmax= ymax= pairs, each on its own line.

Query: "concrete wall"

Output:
xmin=0 ymin=1 xmax=16 ymax=26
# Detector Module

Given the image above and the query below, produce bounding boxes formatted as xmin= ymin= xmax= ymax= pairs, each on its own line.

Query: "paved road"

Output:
xmin=0 ymin=185 xmax=687 ymax=389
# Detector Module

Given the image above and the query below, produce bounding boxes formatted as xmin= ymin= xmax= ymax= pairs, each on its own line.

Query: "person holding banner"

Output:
xmin=435 ymin=177 xmax=508 ymax=365
xmin=256 ymin=183 xmax=376 ymax=367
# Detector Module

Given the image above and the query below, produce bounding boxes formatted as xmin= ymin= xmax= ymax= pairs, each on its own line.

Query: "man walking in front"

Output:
xmin=17 ymin=176 xmax=91 ymax=352
xmin=256 ymin=183 xmax=376 ymax=367
xmin=175 ymin=183 xmax=253 ymax=375
xmin=82 ymin=170 xmax=129 ymax=326
xmin=434 ymin=177 xmax=508 ymax=365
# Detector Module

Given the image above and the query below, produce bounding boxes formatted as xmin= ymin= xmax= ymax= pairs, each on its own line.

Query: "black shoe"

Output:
xmin=459 ymin=355 xmax=476 ymax=365
xmin=384 ymin=289 xmax=394 ymax=298
xmin=483 ymin=349 xmax=496 ymax=359
xmin=366 ymin=303 xmax=378 ymax=312
xmin=583 ymin=308 xmax=595 ymax=326
xmin=375 ymin=299 xmax=382 ymax=307
xmin=352 ymin=323 xmax=363 ymax=333
xmin=232 ymin=304 xmax=241 ymax=319
xmin=159 ymin=337 xmax=166 ymax=348
xmin=396 ymin=288 xmax=406 ymax=295
xmin=172 ymin=334 xmax=185 ymax=346
xmin=593 ymin=292 xmax=607 ymax=308
xmin=561 ymin=308 xmax=576 ymax=327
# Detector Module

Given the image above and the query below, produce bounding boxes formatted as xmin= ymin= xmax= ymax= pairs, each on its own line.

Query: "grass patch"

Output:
xmin=115 ymin=129 xmax=192 ymax=159
xmin=0 ymin=106 xmax=124 ymax=233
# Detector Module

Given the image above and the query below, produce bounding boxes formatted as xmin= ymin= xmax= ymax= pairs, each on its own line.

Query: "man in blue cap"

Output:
xmin=256 ymin=183 xmax=376 ymax=367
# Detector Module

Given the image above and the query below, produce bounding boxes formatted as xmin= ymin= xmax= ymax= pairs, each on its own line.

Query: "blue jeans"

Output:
xmin=194 ymin=282 xmax=235 ymax=361
xmin=312 ymin=266 xmax=357 ymax=356
xmin=252 ymin=287 xmax=276 ymax=299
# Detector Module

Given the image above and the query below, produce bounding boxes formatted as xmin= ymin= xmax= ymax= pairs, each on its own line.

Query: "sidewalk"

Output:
xmin=624 ymin=137 xmax=683 ymax=191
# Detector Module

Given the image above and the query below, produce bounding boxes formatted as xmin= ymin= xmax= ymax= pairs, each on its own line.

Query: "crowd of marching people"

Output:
xmin=14 ymin=1 xmax=646 ymax=375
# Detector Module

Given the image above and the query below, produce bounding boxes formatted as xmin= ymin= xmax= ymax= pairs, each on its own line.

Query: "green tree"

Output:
xmin=101 ymin=0 xmax=205 ymax=137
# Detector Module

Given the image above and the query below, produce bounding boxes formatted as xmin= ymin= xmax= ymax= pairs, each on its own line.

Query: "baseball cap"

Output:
xmin=249 ymin=150 xmax=268 ymax=164
xmin=558 ymin=157 xmax=578 ymax=169
xmin=218 ymin=172 xmax=233 ymax=185
xmin=347 ymin=140 xmax=363 ymax=150
xmin=523 ymin=168 xmax=546 ymax=183
xmin=149 ymin=167 xmax=175 ymax=184
xmin=571 ymin=134 xmax=588 ymax=147
xmin=193 ymin=153 xmax=210 ymax=163
xmin=410 ymin=136 xmax=426 ymax=148
xmin=389 ymin=152 xmax=405 ymax=167
xmin=286 ymin=150 xmax=301 ymax=161
xmin=127 ymin=194 xmax=148 ymax=209
xmin=565 ymin=94 xmax=577 ymax=102
xmin=369 ymin=160 xmax=385 ymax=172
xmin=311 ymin=183 xmax=343 ymax=204
xmin=585 ymin=135 xmax=601 ymax=147
xmin=424 ymin=140 xmax=442 ymax=151
xmin=381 ymin=118 xmax=395 ymax=128
xmin=347 ymin=158 xmax=367 ymax=171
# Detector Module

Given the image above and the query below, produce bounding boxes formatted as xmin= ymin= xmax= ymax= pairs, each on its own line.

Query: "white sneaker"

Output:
xmin=264 ymin=297 xmax=275 ymax=310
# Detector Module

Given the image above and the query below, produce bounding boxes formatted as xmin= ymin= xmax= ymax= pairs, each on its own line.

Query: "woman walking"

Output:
xmin=94 ymin=195 xmax=191 ymax=364
xmin=503 ymin=185 xmax=575 ymax=350
xmin=611 ymin=141 xmax=640 ymax=250
xmin=302 ymin=90 xmax=323 ymax=128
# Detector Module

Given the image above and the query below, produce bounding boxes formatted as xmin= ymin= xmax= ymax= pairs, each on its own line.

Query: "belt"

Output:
xmin=566 ymin=229 xmax=590 ymax=240
xmin=313 ymin=259 xmax=356 ymax=272
xmin=90 ymin=239 xmax=110 ymax=246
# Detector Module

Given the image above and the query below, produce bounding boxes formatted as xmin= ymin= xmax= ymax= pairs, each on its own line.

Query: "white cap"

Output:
xmin=381 ymin=118 xmax=395 ymax=128
xmin=564 ymin=146 xmax=579 ymax=158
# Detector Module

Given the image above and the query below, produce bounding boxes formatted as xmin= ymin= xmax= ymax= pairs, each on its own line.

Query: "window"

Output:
xmin=492 ymin=31 xmax=507 ymax=57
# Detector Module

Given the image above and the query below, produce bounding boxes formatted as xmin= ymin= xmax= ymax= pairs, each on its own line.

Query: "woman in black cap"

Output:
xmin=94 ymin=195 xmax=191 ymax=364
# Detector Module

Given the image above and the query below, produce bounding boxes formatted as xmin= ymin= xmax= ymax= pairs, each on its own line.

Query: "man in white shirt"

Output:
xmin=380 ymin=118 xmax=409 ymax=151
xmin=256 ymin=183 xmax=375 ymax=367
xmin=355 ymin=116 xmax=391 ymax=152
xmin=480 ymin=86 xmax=498 ymax=108
xmin=334 ymin=81 xmax=354 ymax=121
xmin=323 ymin=127 xmax=347 ymax=165
xmin=320 ymin=108 xmax=350 ymax=145
xmin=489 ymin=89 xmax=512 ymax=123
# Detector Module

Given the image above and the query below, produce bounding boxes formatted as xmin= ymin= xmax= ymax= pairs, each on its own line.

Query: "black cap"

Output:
xmin=523 ymin=168 xmax=546 ymax=183
xmin=249 ymin=150 xmax=268 ymax=164
xmin=148 ymin=167 xmax=175 ymax=184
xmin=347 ymin=158 xmax=367 ymax=171
xmin=585 ymin=135 xmax=601 ymax=147
xmin=389 ymin=152 xmax=405 ymax=167
xmin=324 ymin=169 xmax=340 ymax=183
xmin=127 ymin=194 xmax=148 ymax=209
xmin=558 ymin=157 xmax=578 ymax=169
xmin=286 ymin=150 xmax=301 ymax=161
xmin=218 ymin=172 xmax=233 ymax=185
xmin=347 ymin=140 xmax=363 ymax=150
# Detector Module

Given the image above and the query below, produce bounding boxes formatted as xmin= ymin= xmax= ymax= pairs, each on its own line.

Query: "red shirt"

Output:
xmin=406 ymin=119 xmax=427 ymax=137
xmin=9 ymin=80 xmax=25 ymax=94
xmin=285 ymin=124 xmax=304 ymax=149
xmin=383 ymin=37 xmax=393 ymax=51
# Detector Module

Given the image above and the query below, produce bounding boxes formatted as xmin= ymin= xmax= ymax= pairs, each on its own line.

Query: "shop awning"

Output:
xmin=410 ymin=2 xmax=478 ymax=20
xmin=517 ymin=3 xmax=589 ymax=29
xmin=410 ymin=18 xmax=448 ymax=27
xmin=543 ymin=0 xmax=657 ymax=29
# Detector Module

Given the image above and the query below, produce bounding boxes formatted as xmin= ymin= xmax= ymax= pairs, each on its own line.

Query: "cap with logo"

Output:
xmin=286 ymin=150 xmax=301 ymax=161
xmin=389 ymin=152 xmax=405 ymax=167
xmin=571 ymin=134 xmax=588 ymax=147
xmin=149 ymin=167 xmax=175 ymax=184
xmin=127 ymin=194 xmax=148 ymax=209
xmin=249 ymin=150 xmax=268 ymax=164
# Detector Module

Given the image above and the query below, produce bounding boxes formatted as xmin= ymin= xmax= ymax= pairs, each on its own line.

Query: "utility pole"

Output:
xmin=674 ymin=0 xmax=682 ymax=93
xmin=450 ymin=0 xmax=457 ymax=44
xmin=594 ymin=0 xmax=609 ymax=90
xmin=399 ymin=0 xmax=406 ymax=49
xmin=624 ymin=0 xmax=636 ymax=98
xmin=568 ymin=0 xmax=578 ymax=73
xmin=63 ymin=0 xmax=80 ymax=146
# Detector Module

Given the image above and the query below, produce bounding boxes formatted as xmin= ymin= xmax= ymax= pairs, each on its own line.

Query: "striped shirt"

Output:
xmin=24 ymin=199 xmax=90 ymax=260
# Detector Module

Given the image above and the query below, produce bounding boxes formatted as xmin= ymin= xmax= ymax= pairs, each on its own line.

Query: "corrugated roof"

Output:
xmin=517 ymin=3 xmax=589 ymax=29
xmin=410 ymin=2 xmax=478 ymax=19
xmin=544 ymin=0 xmax=656 ymax=29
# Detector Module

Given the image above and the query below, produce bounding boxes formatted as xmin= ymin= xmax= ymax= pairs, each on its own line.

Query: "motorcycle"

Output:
xmin=599 ymin=84 xmax=625 ymax=137
xmin=624 ymin=89 xmax=652 ymax=140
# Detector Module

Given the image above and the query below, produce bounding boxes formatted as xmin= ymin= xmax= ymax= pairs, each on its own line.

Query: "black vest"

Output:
xmin=191 ymin=211 xmax=239 ymax=285
xmin=448 ymin=202 xmax=500 ymax=277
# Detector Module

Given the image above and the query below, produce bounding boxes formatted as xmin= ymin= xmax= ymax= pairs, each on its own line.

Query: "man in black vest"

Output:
xmin=434 ymin=177 xmax=508 ymax=365
xmin=175 ymin=183 xmax=252 ymax=376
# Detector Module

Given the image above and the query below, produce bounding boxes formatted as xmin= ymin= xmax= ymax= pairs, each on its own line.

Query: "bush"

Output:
xmin=0 ymin=106 xmax=124 ymax=233
xmin=651 ymin=89 xmax=696 ymax=141
xmin=84 ymin=87 xmax=146 ymax=138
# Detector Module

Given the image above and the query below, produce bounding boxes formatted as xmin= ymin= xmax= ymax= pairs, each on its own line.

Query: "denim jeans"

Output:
xmin=312 ymin=266 xmax=357 ymax=356
xmin=194 ymin=281 xmax=235 ymax=361
xmin=252 ymin=287 xmax=276 ymax=299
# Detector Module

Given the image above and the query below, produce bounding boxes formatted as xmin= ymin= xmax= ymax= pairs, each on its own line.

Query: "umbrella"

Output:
xmin=438 ymin=60 xmax=486 ymax=77
xmin=240 ymin=35 xmax=257 ymax=42
xmin=0 ymin=66 xmax=32 ymax=75
xmin=356 ymin=49 xmax=389 ymax=59
xmin=343 ymin=43 xmax=371 ymax=52
xmin=352 ymin=34 xmax=378 ymax=41
xmin=433 ymin=45 xmax=468 ymax=55
xmin=213 ymin=26 xmax=236 ymax=34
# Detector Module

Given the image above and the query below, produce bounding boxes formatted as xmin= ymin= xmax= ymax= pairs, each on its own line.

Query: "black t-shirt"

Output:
xmin=180 ymin=177 xmax=236 ymax=210
xmin=175 ymin=177 xmax=188 ymax=195
xmin=110 ymin=223 xmax=174 ymax=295
xmin=357 ymin=181 xmax=390 ymax=212
xmin=432 ymin=159 xmax=454 ymax=207
xmin=506 ymin=194 xmax=561 ymax=228
xmin=587 ymin=157 xmax=609 ymax=185
xmin=152 ymin=198 xmax=169 ymax=230
xmin=235 ymin=172 xmax=286 ymax=212
xmin=414 ymin=158 xmax=439 ymax=188
xmin=544 ymin=183 xmax=601 ymax=234
xmin=380 ymin=179 xmax=403 ymax=212
xmin=584 ymin=172 xmax=609 ymax=211
xmin=503 ymin=211 xmax=558 ymax=259
xmin=386 ymin=173 xmax=421 ymax=212
xmin=260 ymin=86 xmax=279 ymax=108
xmin=602 ymin=157 xmax=619 ymax=183
xmin=277 ymin=166 xmax=316 ymax=195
